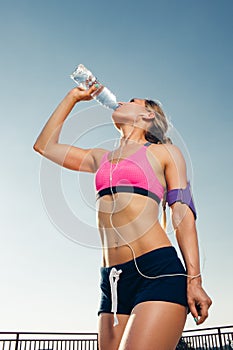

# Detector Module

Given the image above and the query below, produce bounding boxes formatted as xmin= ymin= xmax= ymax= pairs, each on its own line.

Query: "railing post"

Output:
xmin=218 ymin=327 xmax=224 ymax=350
xmin=15 ymin=333 xmax=19 ymax=350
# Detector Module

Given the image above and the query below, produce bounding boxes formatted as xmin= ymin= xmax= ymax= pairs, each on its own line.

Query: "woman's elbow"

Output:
xmin=171 ymin=204 xmax=196 ymax=229
xmin=33 ymin=141 xmax=45 ymax=155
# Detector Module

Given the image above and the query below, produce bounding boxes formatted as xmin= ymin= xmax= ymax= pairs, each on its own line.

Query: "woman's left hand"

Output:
xmin=187 ymin=278 xmax=212 ymax=325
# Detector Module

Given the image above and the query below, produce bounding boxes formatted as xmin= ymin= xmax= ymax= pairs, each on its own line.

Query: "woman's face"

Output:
xmin=112 ymin=98 xmax=148 ymax=127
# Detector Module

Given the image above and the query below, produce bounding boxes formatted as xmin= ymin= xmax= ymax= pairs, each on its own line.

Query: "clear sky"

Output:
xmin=0 ymin=0 xmax=233 ymax=332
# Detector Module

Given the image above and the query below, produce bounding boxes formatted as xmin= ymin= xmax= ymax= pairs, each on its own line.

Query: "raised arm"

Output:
xmin=33 ymin=85 xmax=99 ymax=172
xmin=164 ymin=144 xmax=212 ymax=325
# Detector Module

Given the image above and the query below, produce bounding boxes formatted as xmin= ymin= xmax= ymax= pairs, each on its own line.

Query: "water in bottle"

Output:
xmin=70 ymin=64 xmax=119 ymax=110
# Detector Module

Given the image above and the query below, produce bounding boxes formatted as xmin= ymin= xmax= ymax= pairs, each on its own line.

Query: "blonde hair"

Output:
xmin=145 ymin=99 xmax=172 ymax=145
xmin=144 ymin=99 xmax=171 ymax=230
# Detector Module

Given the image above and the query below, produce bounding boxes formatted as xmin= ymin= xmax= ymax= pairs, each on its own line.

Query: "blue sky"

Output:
xmin=0 ymin=0 xmax=233 ymax=332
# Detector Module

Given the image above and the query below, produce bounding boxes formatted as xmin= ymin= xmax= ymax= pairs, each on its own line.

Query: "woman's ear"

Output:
xmin=142 ymin=111 xmax=155 ymax=121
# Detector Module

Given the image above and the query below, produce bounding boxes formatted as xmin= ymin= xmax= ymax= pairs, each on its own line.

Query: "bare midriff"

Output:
xmin=97 ymin=192 xmax=172 ymax=267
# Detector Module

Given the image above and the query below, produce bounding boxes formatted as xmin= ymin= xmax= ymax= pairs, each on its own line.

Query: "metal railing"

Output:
xmin=0 ymin=326 xmax=232 ymax=350
xmin=181 ymin=325 xmax=233 ymax=349
xmin=0 ymin=332 xmax=98 ymax=350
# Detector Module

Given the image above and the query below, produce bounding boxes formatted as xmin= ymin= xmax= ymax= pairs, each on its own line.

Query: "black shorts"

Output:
xmin=98 ymin=246 xmax=189 ymax=316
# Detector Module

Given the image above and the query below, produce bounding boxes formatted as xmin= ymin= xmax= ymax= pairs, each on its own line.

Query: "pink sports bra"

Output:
xmin=95 ymin=142 xmax=164 ymax=204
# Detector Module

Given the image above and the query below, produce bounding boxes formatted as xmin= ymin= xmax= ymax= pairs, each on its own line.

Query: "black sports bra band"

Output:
xmin=96 ymin=186 xmax=161 ymax=204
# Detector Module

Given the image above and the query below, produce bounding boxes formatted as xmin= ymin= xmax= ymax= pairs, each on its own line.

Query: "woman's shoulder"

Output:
xmin=149 ymin=143 xmax=183 ymax=154
xmin=148 ymin=143 xmax=185 ymax=166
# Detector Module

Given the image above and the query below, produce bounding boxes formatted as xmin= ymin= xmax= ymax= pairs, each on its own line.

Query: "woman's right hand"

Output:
xmin=70 ymin=85 xmax=99 ymax=103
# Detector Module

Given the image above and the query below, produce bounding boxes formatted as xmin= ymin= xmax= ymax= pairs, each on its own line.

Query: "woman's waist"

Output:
xmin=101 ymin=227 xmax=172 ymax=267
xmin=99 ymin=214 xmax=167 ymax=243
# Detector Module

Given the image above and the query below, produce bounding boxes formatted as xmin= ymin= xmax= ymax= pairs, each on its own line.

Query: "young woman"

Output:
xmin=33 ymin=85 xmax=212 ymax=350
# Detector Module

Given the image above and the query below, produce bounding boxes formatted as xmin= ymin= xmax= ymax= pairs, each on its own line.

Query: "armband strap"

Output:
xmin=166 ymin=181 xmax=197 ymax=220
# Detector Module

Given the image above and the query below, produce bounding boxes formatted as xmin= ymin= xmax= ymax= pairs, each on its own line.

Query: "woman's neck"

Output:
xmin=119 ymin=126 xmax=147 ymax=146
xmin=119 ymin=137 xmax=147 ymax=147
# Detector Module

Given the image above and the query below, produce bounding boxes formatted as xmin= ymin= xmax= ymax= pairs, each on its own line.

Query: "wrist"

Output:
xmin=187 ymin=274 xmax=202 ymax=285
xmin=67 ymin=89 xmax=81 ymax=103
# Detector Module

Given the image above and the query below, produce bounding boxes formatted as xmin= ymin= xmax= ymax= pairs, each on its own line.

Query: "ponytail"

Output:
xmin=161 ymin=195 xmax=167 ymax=231
xmin=143 ymin=99 xmax=172 ymax=229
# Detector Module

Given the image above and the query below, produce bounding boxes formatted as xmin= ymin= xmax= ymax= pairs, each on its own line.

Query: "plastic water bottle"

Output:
xmin=70 ymin=64 xmax=119 ymax=110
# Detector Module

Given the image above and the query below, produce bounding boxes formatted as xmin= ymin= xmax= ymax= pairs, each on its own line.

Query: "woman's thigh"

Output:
xmin=118 ymin=301 xmax=187 ymax=350
xmin=98 ymin=313 xmax=129 ymax=350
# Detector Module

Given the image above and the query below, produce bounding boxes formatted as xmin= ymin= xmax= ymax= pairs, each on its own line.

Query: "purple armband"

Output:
xmin=166 ymin=182 xmax=197 ymax=220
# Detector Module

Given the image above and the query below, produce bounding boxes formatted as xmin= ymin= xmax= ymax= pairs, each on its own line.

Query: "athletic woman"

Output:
xmin=33 ymin=85 xmax=212 ymax=350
